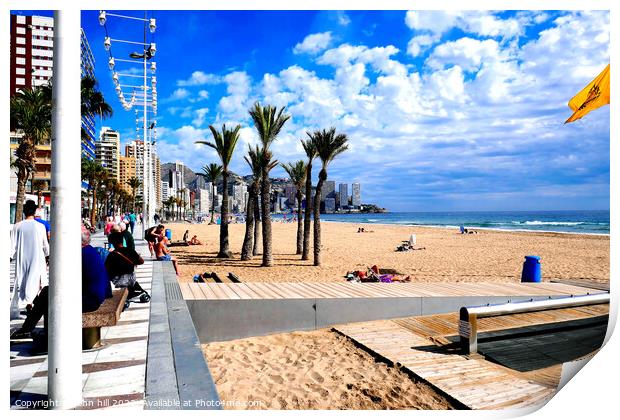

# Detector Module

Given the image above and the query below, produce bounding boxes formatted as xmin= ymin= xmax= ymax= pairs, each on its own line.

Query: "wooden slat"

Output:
xmin=228 ymin=284 xmax=253 ymax=299
xmin=216 ymin=284 xmax=242 ymax=299
xmin=179 ymin=283 xmax=195 ymax=300
xmin=204 ymin=283 xmax=229 ymax=300
xmin=244 ymin=282 xmax=281 ymax=299
xmin=197 ymin=283 xmax=219 ymax=300
xmin=232 ymin=283 xmax=263 ymax=299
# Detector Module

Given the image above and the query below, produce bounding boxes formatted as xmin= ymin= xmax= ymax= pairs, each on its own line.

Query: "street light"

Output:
xmin=149 ymin=43 xmax=157 ymax=56
xmin=149 ymin=18 xmax=157 ymax=33
xmin=108 ymin=57 xmax=115 ymax=70
xmin=150 ymin=61 xmax=156 ymax=72
xmin=99 ymin=11 xmax=106 ymax=25
xmin=104 ymin=36 xmax=111 ymax=50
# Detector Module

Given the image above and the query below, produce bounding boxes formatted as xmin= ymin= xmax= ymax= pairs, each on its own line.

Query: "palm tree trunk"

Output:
xmin=296 ymin=191 xmax=303 ymax=254
xmin=90 ymin=188 xmax=98 ymax=227
xmin=14 ymin=169 xmax=29 ymax=223
xmin=253 ymin=193 xmax=261 ymax=256
xmin=261 ymin=175 xmax=273 ymax=266
xmin=313 ymin=169 xmax=326 ymax=267
xmin=302 ymin=162 xmax=313 ymax=260
xmin=218 ymin=171 xmax=232 ymax=258
xmin=241 ymin=183 xmax=257 ymax=260
xmin=210 ymin=185 xmax=216 ymax=224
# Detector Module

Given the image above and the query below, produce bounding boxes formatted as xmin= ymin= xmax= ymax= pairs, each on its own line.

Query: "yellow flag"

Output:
xmin=565 ymin=64 xmax=610 ymax=123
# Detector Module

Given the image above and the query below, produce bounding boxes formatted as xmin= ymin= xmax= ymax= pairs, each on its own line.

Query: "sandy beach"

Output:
xmin=202 ymin=329 xmax=454 ymax=410
xmin=172 ymin=220 xmax=608 ymax=409
xmin=165 ymin=221 xmax=609 ymax=285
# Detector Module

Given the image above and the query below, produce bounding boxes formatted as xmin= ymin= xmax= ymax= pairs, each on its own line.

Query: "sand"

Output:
xmin=165 ymin=221 xmax=609 ymax=285
xmin=202 ymin=329 xmax=454 ymax=410
xmin=173 ymin=220 xmax=607 ymax=409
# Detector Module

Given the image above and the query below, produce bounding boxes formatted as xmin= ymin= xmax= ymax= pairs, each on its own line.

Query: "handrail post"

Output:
xmin=459 ymin=307 xmax=478 ymax=355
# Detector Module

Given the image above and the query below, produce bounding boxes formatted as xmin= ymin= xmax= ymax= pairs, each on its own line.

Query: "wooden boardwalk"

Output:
xmin=334 ymin=304 xmax=609 ymax=410
xmin=180 ymin=281 xmax=603 ymax=301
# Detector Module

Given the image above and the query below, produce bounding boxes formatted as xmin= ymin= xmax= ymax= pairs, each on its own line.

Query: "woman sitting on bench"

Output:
xmin=105 ymin=231 xmax=150 ymax=304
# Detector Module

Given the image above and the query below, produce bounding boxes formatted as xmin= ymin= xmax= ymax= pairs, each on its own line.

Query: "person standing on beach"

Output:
xmin=10 ymin=200 xmax=49 ymax=318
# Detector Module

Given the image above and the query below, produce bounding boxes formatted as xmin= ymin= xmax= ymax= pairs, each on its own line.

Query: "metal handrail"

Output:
xmin=459 ymin=293 xmax=610 ymax=355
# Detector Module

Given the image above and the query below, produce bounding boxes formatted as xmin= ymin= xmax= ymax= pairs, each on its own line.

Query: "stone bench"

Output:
xmin=82 ymin=288 xmax=128 ymax=350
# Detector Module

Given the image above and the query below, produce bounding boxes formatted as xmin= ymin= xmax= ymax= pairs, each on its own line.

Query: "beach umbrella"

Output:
xmin=565 ymin=64 xmax=610 ymax=123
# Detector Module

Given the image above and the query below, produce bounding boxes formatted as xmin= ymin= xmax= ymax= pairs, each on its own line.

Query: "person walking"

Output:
xmin=10 ymin=200 xmax=50 ymax=318
xmin=128 ymin=211 xmax=137 ymax=234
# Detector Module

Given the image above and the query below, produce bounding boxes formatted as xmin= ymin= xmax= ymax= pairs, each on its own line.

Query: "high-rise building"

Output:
xmin=321 ymin=180 xmax=336 ymax=202
xmin=152 ymin=150 xmax=162 ymax=211
xmin=352 ymin=183 xmax=361 ymax=207
xmin=338 ymin=183 xmax=348 ymax=209
xmin=197 ymin=188 xmax=210 ymax=216
xmin=125 ymin=140 xmax=145 ymax=197
xmin=10 ymin=14 xmax=55 ymax=204
xmin=118 ymin=156 xmax=136 ymax=194
xmin=161 ymin=181 xmax=170 ymax=202
xmin=80 ymin=28 xmax=97 ymax=161
xmin=233 ymin=184 xmax=247 ymax=213
xmin=10 ymin=14 xmax=54 ymax=95
xmin=96 ymin=127 xmax=120 ymax=181
xmin=324 ymin=198 xmax=336 ymax=213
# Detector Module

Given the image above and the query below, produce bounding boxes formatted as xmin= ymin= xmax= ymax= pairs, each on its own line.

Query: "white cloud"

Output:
xmin=217 ymin=71 xmax=253 ymax=120
xmin=337 ymin=12 xmax=351 ymax=26
xmin=163 ymin=88 xmax=190 ymax=103
xmin=293 ymin=32 xmax=333 ymax=55
xmin=407 ymin=34 xmax=437 ymax=57
xmin=177 ymin=71 xmax=221 ymax=86
xmin=426 ymin=38 xmax=502 ymax=72
xmin=192 ymin=108 xmax=210 ymax=127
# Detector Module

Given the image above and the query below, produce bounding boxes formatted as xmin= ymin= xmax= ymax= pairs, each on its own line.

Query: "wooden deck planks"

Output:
xmin=181 ymin=281 xmax=602 ymax=301
xmin=333 ymin=316 xmax=566 ymax=410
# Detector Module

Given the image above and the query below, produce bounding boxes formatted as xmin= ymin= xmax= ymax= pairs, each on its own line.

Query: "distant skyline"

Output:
xmin=43 ymin=11 xmax=615 ymax=211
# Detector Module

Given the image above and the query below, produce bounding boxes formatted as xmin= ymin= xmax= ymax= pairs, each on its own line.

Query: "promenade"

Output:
xmin=10 ymin=230 xmax=153 ymax=410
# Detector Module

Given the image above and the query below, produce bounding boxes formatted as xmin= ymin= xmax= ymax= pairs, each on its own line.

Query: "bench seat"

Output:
xmin=82 ymin=288 xmax=128 ymax=349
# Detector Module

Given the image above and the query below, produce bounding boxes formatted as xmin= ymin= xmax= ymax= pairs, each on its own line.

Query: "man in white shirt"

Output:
xmin=10 ymin=200 xmax=49 ymax=318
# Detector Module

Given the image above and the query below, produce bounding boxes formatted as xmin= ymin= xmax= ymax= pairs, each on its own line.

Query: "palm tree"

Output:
xmin=31 ymin=179 xmax=47 ymax=208
xmin=10 ymin=85 xmax=52 ymax=223
xmin=301 ymin=138 xmax=317 ymax=260
xmin=196 ymin=124 xmax=241 ymax=258
xmin=127 ymin=177 xmax=141 ymax=214
xmin=281 ymin=161 xmax=307 ymax=255
xmin=309 ymin=128 xmax=349 ymax=266
xmin=163 ymin=196 xmax=175 ymax=220
xmin=81 ymin=157 xmax=108 ymax=227
xmin=241 ymin=145 xmax=264 ymax=260
xmin=199 ymin=163 xmax=223 ymax=224
xmin=81 ymin=76 xmax=113 ymax=142
xmin=248 ymin=102 xmax=291 ymax=267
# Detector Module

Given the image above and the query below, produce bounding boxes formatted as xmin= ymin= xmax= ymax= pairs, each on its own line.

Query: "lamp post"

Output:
xmin=100 ymin=11 xmax=157 ymax=232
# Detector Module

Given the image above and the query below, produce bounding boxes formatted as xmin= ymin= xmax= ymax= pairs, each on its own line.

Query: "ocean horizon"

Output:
xmin=290 ymin=210 xmax=610 ymax=235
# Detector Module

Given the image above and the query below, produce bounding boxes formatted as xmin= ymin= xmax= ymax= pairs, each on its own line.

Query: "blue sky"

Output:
xmin=79 ymin=10 xmax=610 ymax=212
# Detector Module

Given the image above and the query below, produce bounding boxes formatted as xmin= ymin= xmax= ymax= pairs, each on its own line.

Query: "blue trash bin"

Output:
xmin=521 ymin=255 xmax=542 ymax=282
xmin=165 ymin=228 xmax=172 ymax=241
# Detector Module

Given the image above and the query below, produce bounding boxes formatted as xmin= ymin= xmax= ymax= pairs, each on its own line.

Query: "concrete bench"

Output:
xmin=82 ymin=288 xmax=128 ymax=350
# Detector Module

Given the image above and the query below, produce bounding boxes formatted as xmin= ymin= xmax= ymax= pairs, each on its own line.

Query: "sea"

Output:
xmin=292 ymin=210 xmax=610 ymax=235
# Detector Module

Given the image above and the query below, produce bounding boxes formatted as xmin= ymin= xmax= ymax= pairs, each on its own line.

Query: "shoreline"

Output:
xmin=319 ymin=220 xmax=610 ymax=237
xmin=166 ymin=220 xmax=609 ymax=285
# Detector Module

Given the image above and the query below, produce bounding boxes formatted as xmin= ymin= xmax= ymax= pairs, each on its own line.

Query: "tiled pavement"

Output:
xmin=10 ymin=230 xmax=155 ymax=410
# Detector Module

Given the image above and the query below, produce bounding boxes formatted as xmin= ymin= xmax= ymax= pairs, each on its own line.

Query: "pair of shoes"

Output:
xmin=123 ymin=300 xmax=130 ymax=311
xmin=10 ymin=330 xmax=32 ymax=341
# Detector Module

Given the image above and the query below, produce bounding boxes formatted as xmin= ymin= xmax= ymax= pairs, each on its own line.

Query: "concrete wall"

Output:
xmin=188 ymin=293 xmax=572 ymax=343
